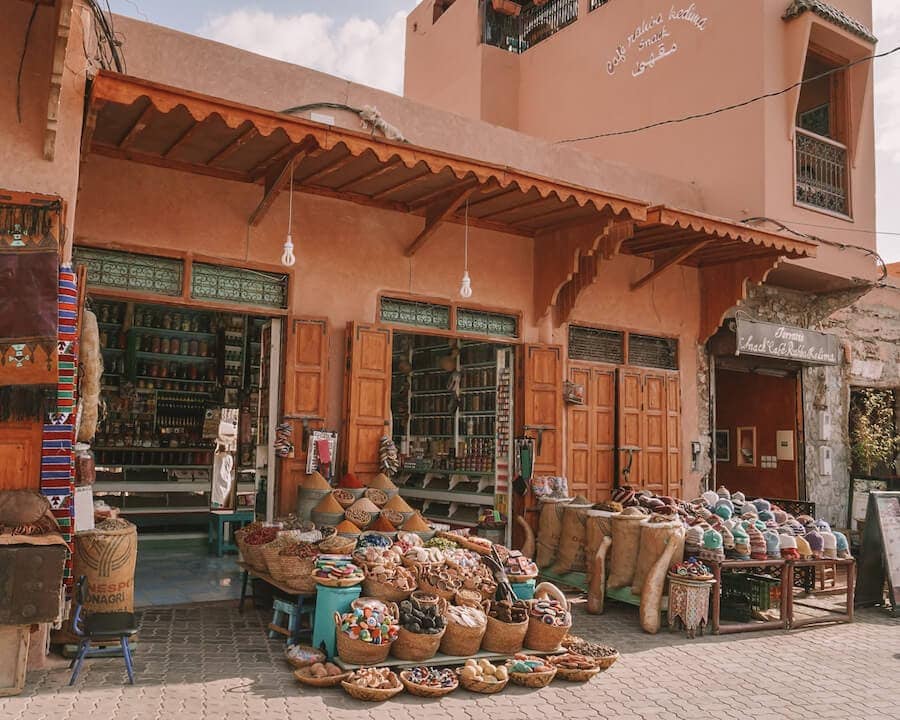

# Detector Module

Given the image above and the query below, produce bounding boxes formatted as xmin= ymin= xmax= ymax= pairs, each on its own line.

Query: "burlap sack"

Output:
xmin=74 ymin=521 xmax=138 ymax=614
xmin=551 ymin=505 xmax=589 ymax=574
xmin=536 ymin=500 xmax=568 ymax=569
xmin=584 ymin=511 xmax=613 ymax=581
xmin=631 ymin=520 xmax=685 ymax=595
xmin=0 ymin=490 xmax=50 ymax=525
xmin=607 ymin=513 xmax=647 ymax=589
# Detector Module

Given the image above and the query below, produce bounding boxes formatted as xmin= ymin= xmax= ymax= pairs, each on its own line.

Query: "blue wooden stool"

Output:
xmin=268 ymin=597 xmax=315 ymax=642
xmin=208 ymin=509 xmax=255 ymax=556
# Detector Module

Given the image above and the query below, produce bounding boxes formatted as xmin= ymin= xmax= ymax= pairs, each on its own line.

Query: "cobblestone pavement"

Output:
xmin=3 ymin=599 xmax=898 ymax=720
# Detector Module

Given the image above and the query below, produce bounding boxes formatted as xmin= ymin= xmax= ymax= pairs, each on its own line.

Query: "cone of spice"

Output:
xmin=384 ymin=493 xmax=415 ymax=523
xmin=368 ymin=473 xmax=399 ymax=499
xmin=401 ymin=512 xmax=434 ymax=541
xmin=311 ymin=492 xmax=345 ymax=527
xmin=338 ymin=473 xmax=366 ymax=501
xmin=369 ymin=514 xmax=397 ymax=533
xmin=346 ymin=497 xmax=381 ymax=530
xmin=335 ymin=519 xmax=362 ymax=537
xmin=302 ymin=471 xmax=332 ymax=490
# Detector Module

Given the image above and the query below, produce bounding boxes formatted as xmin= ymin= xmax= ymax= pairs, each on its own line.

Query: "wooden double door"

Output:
xmin=567 ymin=363 xmax=682 ymax=501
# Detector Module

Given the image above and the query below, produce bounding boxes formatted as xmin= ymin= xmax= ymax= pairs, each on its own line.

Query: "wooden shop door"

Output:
xmin=616 ymin=368 xmax=682 ymax=496
xmin=278 ymin=317 xmax=329 ymax=515
xmin=521 ymin=344 xmax=563 ymax=477
xmin=0 ymin=421 xmax=43 ymax=491
xmin=341 ymin=322 xmax=392 ymax=481
xmin=567 ymin=364 xmax=616 ymax=501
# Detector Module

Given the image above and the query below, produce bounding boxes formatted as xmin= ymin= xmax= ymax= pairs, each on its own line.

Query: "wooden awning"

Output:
xmin=83 ymin=71 xmax=647 ymax=247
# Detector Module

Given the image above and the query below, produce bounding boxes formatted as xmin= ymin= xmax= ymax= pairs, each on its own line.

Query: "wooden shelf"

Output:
xmin=136 ymin=350 xmax=215 ymax=363
xmin=95 ymin=481 xmax=255 ymax=493
xmin=94 ymin=446 xmax=212 ymax=452
xmin=400 ymin=487 xmax=495 ymax=506
xmin=131 ymin=325 xmax=216 ymax=340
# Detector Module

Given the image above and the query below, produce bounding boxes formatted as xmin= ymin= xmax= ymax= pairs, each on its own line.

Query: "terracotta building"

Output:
xmin=0 ymin=0 xmax=894 ymax=554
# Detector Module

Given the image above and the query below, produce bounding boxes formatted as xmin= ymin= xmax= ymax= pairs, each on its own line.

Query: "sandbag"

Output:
xmin=587 ymin=536 xmax=612 ymax=615
xmin=640 ymin=536 xmax=680 ymax=634
xmin=76 ymin=310 xmax=102 ymax=442
xmin=631 ymin=520 xmax=685 ymax=595
xmin=584 ymin=511 xmax=613 ymax=582
xmin=0 ymin=491 xmax=50 ymax=525
xmin=607 ymin=513 xmax=646 ymax=589
xmin=536 ymin=500 xmax=568 ymax=568
xmin=551 ymin=505 xmax=589 ymax=574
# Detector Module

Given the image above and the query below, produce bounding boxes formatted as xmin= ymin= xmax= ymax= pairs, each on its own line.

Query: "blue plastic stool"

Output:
xmin=208 ymin=509 xmax=255 ymax=556
xmin=312 ymin=584 xmax=361 ymax=660
xmin=511 ymin=579 xmax=536 ymax=600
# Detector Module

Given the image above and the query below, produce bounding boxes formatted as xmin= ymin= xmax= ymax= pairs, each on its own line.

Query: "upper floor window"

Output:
xmin=794 ymin=48 xmax=850 ymax=217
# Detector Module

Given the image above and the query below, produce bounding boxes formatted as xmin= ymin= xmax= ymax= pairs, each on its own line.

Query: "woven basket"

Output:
xmin=341 ymin=677 xmax=403 ymax=702
xmin=241 ymin=541 xmax=268 ymax=571
xmin=362 ymin=577 xmax=414 ymax=603
xmin=317 ymin=574 xmax=363 ymax=588
xmin=261 ymin=543 xmax=285 ymax=576
xmin=481 ymin=615 xmax=528 ymax=654
xmin=457 ymin=673 xmax=508 ymax=694
xmin=454 ymin=589 xmax=482 ymax=608
xmin=410 ymin=592 xmax=448 ymax=613
xmin=417 ymin=576 xmax=459 ymax=602
xmin=234 ymin=528 xmax=247 ymax=559
xmin=334 ymin=614 xmax=394 ymax=665
xmin=319 ymin=535 xmax=357 ymax=554
xmin=524 ymin=617 xmax=570 ymax=652
xmin=551 ymin=665 xmax=601 ymax=682
xmin=293 ymin=668 xmax=351 ymax=687
xmin=507 ymin=667 xmax=557 ymax=688
xmin=345 ymin=507 xmax=376 ymax=529
xmin=311 ymin=510 xmax=345 ymax=528
xmin=297 ymin=488 xmax=331 ymax=523
xmin=284 ymin=644 xmax=326 ymax=669
xmin=440 ymin=617 xmax=486 ymax=657
xmin=390 ymin=626 xmax=445 ymax=661
xmin=332 ymin=488 xmax=358 ymax=509
xmin=595 ymin=652 xmax=619 ymax=671
xmin=399 ymin=671 xmax=458 ymax=698
xmin=274 ymin=556 xmax=318 ymax=592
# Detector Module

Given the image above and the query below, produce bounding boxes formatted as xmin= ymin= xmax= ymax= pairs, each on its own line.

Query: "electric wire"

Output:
xmin=556 ymin=44 xmax=900 ymax=143
xmin=16 ymin=1 xmax=41 ymax=124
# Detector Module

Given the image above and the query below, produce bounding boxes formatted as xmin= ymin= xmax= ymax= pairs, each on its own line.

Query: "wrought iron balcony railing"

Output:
xmin=483 ymin=0 xmax=579 ymax=54
xmin=795 ymin=128 xmax=850 ymax=216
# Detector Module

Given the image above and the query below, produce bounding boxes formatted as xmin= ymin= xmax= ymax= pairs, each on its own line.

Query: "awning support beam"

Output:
xmin=248 ymin=139 xmax=315 ymax=227
xmin=631 ymin=239 xmax=710 ymax=291
xmin=405 ymin=181 xmax=478 ymax=257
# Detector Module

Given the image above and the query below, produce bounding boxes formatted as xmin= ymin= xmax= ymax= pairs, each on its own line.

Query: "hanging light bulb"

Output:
xmin=281 ymin=159 xmax=297 ymax=267
xmin=459 ymin=200 xmax=472 ymax=298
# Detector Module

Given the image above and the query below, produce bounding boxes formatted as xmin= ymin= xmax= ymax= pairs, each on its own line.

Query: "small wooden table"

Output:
xmin=709 ymin=559 xmax=789 ymax=635
xmin=667 ymin=576 xmax=715 ymax=638
xmin=787 ymin=558 xmax=856 ymax=629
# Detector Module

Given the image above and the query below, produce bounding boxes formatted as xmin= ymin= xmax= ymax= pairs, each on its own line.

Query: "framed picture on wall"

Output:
xmin=715 ymin=430 xmax=730 ymax=462
xmin=737 ymin=426 xmax=757 ymax=467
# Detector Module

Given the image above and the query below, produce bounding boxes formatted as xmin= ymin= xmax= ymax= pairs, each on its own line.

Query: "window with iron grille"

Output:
xmin=628 ymin=334 xmax=679 ymax=370
xmin=380 ymin=296 xmax=451 ymax=330
xmin=74 ymin=247 xmax=184 ymax=296
xmin=568 ymin=325 xmax=625 ymax=364
xmin=589 ymin=0 xmax=611 ymax=10
xmin=191 ymin=263 xmax=288 ymax=309
xmin=456 ymin=308 xmax=519 ymax=338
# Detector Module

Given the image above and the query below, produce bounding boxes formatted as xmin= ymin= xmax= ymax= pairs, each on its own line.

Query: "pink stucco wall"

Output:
xmin=1 ymin=2 xmax=88 ymax=256
xmin=405 ymin=0 xmax=879 ymax=284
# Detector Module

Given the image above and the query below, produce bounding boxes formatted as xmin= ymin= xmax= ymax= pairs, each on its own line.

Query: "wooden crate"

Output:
xmin=0 ymin=625 xmax=30 ymax=696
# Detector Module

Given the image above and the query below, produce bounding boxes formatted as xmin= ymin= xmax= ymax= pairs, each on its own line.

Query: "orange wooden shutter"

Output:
xmin=666 ymin=374 xmax=683 ymax=498
xmin=522 ymin=344 xmax=563 ymax=476
xmin=278 ymin=317 xmax=329 ymax=515
xmin=567 ymin=364 xmax=616 ymax=502
xmin=617 ymin=368 xmax=643 ymax=488
xmin=341 ymin=322 xmax=392 ymax=481
xmin=641 ymin=372 xmax=667 ymax=494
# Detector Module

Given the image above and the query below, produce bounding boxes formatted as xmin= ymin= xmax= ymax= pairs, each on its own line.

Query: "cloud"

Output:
xmin=873 ymin=0 xmax=900 ymax=261
xmin=200 ymin=6 xmax=415 ymax=95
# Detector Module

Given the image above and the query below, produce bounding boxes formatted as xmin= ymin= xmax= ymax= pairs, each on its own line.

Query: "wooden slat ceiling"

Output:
xmin=84 ymin=72 xmax=648 ymax=239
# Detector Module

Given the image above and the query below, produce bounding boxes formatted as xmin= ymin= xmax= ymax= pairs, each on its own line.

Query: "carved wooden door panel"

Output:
xmin=522 ymin=344 xmax=563 ymax=476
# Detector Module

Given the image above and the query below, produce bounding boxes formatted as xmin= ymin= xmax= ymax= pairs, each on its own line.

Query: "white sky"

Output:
xmin=107 ymin=0 xmax=900 ymax=264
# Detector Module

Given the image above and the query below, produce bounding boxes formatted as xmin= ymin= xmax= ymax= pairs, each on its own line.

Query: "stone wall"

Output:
xmin=724 ymin=282 xmax=900 ymax=526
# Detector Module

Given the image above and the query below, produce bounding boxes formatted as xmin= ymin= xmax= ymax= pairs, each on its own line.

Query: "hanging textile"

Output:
xmin=0 ymin=198 xmax=61 ymax=408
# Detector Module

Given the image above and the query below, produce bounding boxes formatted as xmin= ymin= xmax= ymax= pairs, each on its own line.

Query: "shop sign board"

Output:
xmin=735 ymin=319 xmax=840 ymax=365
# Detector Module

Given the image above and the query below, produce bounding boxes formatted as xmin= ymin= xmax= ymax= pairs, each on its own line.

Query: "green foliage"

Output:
xmin=850 ymin=388 xmax=899 ymax=476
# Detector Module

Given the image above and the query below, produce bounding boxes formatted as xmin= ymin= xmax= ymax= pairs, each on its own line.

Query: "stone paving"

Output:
xmin=3 ymin=599 xmax=898 ymax=720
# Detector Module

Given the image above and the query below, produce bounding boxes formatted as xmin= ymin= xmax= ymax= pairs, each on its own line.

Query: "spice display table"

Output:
xmin=667 ymin=577 xmax=715 ymax=638
xmin=237 ymin=562 xmax=316 ymax=643
xmin=787 ymin=558 xmax=855 ymax=629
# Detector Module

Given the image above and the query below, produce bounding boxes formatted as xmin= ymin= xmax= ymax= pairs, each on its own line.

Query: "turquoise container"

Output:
xmin=511 ymin=579 xmax=536 ymax=600
xmin=312 ymin=584 xmax=362 ymax=660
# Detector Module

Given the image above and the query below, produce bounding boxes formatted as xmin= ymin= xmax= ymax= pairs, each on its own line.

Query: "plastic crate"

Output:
xmin=722 ymin=573 xmax=780 ymax=611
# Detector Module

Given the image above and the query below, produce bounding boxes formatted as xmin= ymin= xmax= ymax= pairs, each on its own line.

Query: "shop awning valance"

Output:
xmin=83 ymin=71 xmax=648 ymax=242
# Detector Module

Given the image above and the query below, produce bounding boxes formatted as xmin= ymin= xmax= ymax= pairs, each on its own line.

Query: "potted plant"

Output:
xmin=492 ymin=0 xmax=522 ymax=16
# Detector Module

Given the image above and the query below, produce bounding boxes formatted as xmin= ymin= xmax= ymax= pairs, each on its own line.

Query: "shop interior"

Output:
xmin=714 ymin=363 xmax=801 ymax=501
xmin=389 ymin=332 xmax=514 ymax=537
xmin=90 ymin=297 xmax=273 ymax=606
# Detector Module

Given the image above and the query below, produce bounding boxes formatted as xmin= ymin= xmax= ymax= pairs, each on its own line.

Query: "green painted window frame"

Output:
xmin=73 ymin=247 xmax=184 ymax=296
xmin=190 ymin=263 xmax=288 ymax=309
